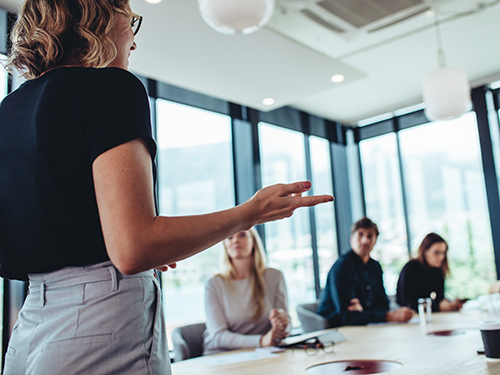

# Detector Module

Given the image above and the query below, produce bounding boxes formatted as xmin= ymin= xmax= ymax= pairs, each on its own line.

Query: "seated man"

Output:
xmin=317 ymin=217 xmax=413 ymax=327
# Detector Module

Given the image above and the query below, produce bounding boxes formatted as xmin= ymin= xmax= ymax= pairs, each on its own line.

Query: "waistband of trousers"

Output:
xmin=28 ymin=260 xmax=155 ymax=290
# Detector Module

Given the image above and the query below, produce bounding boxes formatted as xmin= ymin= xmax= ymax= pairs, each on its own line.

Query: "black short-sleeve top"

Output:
xmin=0 ymin=67 xmax=156 ymax=281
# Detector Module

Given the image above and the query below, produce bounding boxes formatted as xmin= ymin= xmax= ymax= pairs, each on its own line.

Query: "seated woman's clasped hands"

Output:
xmin=260 ymin=308 xmax=289 ymax=347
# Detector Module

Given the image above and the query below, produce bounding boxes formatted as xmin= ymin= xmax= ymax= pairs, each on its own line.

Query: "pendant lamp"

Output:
xmin=197 ymin=0 xmax=275 ymax=35
xmin=422 ymin=10 xmax=471 ymax=121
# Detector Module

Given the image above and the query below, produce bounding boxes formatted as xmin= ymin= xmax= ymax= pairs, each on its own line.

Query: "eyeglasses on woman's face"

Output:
xmin=131 ymin=12 xmax=143 ymax=36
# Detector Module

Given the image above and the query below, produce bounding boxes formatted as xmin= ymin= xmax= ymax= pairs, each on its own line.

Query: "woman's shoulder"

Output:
xmin=90 ymin=68 xmax=146 ymax=90
xmin=40 ymin=66 xmax=135 ymax=80
xmin=401 ymin=259 xmax=423 ymax=273
xmin=205 ymin=274 xmax=229 ymax=290
xmin=92 ymin=67 xmax=140 ymax=79
xmin=264 ymin=268 xmax=285 ymax=282
xmin=206 ymin=274 xmax=224 ymax=284
xmin=265 ymin=267 xmax=284 ymax=275
xmin=37 ymin=67 xmax=146 ymax=97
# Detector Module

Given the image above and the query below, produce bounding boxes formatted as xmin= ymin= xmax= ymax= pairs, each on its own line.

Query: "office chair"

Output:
xmin=171 ymin=322 xmax=207 ymax=362
xmin=296 ymin=302 xmax=328 ymax=333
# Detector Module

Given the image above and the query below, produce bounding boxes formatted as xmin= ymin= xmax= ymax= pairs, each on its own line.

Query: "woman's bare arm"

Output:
xmin=93 ymin=138 xmax=334 ymax=275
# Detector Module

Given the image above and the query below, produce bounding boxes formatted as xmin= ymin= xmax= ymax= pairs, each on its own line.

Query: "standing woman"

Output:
xmin=203 ymin=228 xmax=289 ymax=355
xmin=396 ymin=233 xmax=465 ymax=312
xmin=0 ymin=1 xmax=333 ymax=374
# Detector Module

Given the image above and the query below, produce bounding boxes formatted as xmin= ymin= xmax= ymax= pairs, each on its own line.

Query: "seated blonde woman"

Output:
xmin=203 ymin=228 xmax=289 ymax=355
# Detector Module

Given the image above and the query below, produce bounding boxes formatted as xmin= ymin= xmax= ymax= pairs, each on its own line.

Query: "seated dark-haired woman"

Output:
xmin=396 ymin=232 xmax=465 ymax=312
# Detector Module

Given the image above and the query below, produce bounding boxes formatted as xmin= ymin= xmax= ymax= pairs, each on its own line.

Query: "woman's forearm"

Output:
xmin=94 ymin=138 xmax=333 ymax=275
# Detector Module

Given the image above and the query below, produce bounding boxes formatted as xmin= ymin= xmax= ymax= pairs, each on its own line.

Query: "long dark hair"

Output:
xmin=415 ymin=232 xmax=449 ymax=277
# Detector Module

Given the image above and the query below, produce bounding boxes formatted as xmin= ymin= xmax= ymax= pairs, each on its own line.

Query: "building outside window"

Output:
xmin=399 ymin=113 xmax=496 ymax=299
xmin=359 ymin=133 xmax=409 ymax=295
xmin=258 ymin=123 xmax=314 ymax=325
xmin=155 ymin=99 xmax=235 ymax=346
xmin=0 ymin=54 xmax=6 ymax=368
xmin=309 ymin=136 xmax=338 ymax=287
xmin=492 ymin=106 xmax=500 ymax=200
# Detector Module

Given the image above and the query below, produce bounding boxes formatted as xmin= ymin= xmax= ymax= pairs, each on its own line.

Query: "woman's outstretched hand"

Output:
xmin=95 ymin=139 xmax=335 ymax=275
xmin=241 ymin=181 xmax=334 ymax=228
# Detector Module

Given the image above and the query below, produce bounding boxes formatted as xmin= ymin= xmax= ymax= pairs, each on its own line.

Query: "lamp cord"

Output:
xmin=433 ymin=9 xmax=446 ymax=68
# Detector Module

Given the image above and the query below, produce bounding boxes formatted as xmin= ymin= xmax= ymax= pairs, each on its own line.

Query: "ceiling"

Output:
xmin=1 ymin=0 xmax=500 ymax=124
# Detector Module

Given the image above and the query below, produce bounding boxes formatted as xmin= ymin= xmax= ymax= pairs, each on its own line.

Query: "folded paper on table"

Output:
xmin=279 ymin=328 xmax=346 ymax=347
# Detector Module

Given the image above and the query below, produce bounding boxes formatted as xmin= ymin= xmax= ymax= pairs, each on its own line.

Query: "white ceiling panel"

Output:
xmin=0 ymin=0 xmax=499 ymax=123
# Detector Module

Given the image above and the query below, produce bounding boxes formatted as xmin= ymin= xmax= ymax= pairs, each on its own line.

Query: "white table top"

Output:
xmin=172 ymin=310 xmax=500 ymax=375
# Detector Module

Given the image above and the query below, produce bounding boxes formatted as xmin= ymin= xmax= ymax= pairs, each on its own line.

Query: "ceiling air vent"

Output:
xmin=284 ymin=0 xmax=434 ymax=41
xmin=301 ymin=9 xmax=346 ymax=34
xmin=367 ymin=6 xmax=430 ymax=33
xmin=316 ymin=0 xmax=424 ymax=28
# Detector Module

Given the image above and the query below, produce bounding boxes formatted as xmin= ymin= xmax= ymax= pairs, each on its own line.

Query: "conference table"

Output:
xmin=171 ymin=310 xmax=500 ymax=374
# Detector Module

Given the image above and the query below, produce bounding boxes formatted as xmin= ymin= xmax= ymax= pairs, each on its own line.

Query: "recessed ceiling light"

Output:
xmin=146 ymin=0 xmax=162 ymax=4
xmin=262 ymin=98 xmax=275 ymax=106
xmin=331 ymin=74 xmax=345 ymax=83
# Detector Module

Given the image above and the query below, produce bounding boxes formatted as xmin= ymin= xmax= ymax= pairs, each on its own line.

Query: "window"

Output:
xmin=359 ymin=133 xmax=408 ymax=295
xmin=492 ymin=107 xmax=500 ymax=198
xmin=155 ymin=99 xmax=234 ymax=346
xmin=309 ymin=136 xmax=338 ymax=286
xmin=0 ymin=54 xmax=7 ymax=366
xmin=399 ymin=113 xmax=496 ymax=299
xmin=258 ymin=123 xmax=313 ymax=325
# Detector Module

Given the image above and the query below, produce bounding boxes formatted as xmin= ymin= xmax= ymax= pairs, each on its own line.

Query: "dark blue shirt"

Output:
xmin=317 ymin=250 xmax=390 ymax=327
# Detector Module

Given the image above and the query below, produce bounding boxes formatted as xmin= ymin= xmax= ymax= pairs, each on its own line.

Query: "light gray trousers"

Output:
xmin=3 ymin=261 xmax=171 ymax=375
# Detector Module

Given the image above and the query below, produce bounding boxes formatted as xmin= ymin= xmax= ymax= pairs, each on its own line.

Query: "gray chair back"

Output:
xmin=296 ymin=302 xmax=328 ymax=333
xmin=171 ymin=322 xmax=207 ymax=362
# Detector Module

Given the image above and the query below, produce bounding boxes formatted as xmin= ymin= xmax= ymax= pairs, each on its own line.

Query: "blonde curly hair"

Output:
xmin=7 ymin=0 xmax=131 ymax=79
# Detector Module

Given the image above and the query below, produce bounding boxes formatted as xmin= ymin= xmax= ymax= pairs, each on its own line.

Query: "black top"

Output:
xmin=396 ymin=259 xmax=445 ymax=312
xmin=317 ymin=250 xmax=390 ymax=327
xmin=0 ymin=67 xmax=156 ymax=281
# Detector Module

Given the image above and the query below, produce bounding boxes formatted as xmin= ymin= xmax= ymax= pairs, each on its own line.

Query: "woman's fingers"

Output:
xmin=279 ymin=181 xmax=312 ymax=196
xmin=155 ymin=263 xmax=177 ymax=272
xmin=246 ymin=182 xmax=334 ymax=226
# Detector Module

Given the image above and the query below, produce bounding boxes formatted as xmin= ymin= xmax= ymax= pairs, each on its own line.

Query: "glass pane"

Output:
xmin=0 ymin=54 xmax=7 ymax=367
xmin=399 ymin=113 xmax=496 ymax=299
xmin=309 ymin=136 xmax=338 ymax=286
xmin=259 ymin=122 xmax=312 ymax=326
xmin=156 ymin=99 xmax=235 ymax=347
xmin=359 ymin=133 xmax=408 ymax=295
xmin=493 ymin=109 xmax=500 ymax=198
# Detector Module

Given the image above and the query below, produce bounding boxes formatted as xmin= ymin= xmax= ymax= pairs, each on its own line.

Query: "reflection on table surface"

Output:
xmin=171 ymin=310 xmax=500 ymax=375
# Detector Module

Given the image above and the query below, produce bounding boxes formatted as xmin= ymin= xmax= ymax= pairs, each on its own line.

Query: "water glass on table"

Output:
xmin=418 ymin=298 xmax=432 ymax=325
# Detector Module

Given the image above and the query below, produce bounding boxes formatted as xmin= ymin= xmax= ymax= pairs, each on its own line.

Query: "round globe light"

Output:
xmin=197 ymin=0 xmax=275 ymax=35
xmin=422 ymin=67 xmax=472 ymax=121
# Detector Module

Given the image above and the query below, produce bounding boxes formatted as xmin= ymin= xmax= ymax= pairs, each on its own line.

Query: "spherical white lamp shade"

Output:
xmin=422 ymin=67 xmax=472 ymax=121
xmin=198 ymin=0 xmax=275 ymax=35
